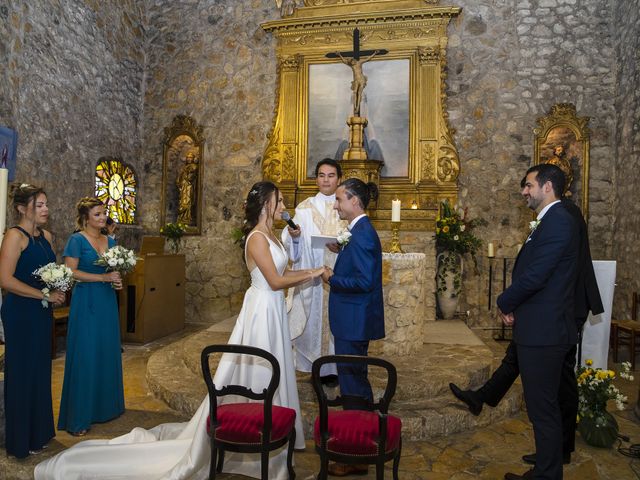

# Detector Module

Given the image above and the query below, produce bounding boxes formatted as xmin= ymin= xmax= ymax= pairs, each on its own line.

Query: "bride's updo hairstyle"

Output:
xmin=240 ymin=181 xmax=279 ymax=247
xmin=75 ymin=197 xmax=104 ymax=230
xmin=339 ymin=178 xmax=379 ymax=209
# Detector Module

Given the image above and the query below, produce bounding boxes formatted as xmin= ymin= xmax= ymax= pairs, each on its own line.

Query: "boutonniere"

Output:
xmin=336 ymin=229 xmax=352 ymax=249
xmin=529 ymin=219 xmax=541 ymax=233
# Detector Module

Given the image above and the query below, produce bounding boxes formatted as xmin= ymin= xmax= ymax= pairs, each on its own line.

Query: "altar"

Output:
xmin=369 ymin=252 xmax=431 ymax=357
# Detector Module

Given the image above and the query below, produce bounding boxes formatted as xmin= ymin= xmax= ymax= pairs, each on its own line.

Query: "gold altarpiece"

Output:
xmin=261 ymin=0 xmax=461 ymax=230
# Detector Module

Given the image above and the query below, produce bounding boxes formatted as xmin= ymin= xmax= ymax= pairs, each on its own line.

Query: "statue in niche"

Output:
xmin=335 ymin=50 xmax=379 ymax=117
xmin=545 ymin=145 xmax=573 ymax=196
xmin=176 ymin=152 xmax=199 ymax=225
xmin=275 ymin=0 xmax=300 ymax=17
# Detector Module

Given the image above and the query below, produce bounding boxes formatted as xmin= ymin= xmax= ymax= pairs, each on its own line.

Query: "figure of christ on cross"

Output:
xmin=326 ymin=28 xmax=388 ymax=117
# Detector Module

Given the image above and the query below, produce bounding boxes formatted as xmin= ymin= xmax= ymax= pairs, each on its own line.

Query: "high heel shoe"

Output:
xmin=69 ymin=429 xmax=89 ymax=437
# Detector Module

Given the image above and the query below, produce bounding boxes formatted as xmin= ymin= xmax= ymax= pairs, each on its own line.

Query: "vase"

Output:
xmin=578 ymin=410 xmax=619 ymax=448
xmin=436 ymin=251 xmax=463 ymax=320
xmin=168 ymin=238 xmax=181 ymax=254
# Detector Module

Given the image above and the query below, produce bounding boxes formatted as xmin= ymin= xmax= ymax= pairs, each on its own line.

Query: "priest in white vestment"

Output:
xmin=282 ymin=158 xmax=347 ymax=377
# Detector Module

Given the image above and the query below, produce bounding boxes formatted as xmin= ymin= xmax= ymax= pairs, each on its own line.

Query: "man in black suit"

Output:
xmin=494 ymin=164 xmax=578 ymax=479
xmin=450 ymin=185 xmax=603 ymax=468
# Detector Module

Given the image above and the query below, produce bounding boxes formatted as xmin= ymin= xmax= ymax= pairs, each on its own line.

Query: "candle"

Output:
xmin=391 ymin=199 xmax=401 ymax=222
xmin=0 ymin=168 xmax=8 ymax=245
xmin=411 ymin=200 xmax=418 ymax=210
xmin=487 ymin=242 xmax=495 ymax=258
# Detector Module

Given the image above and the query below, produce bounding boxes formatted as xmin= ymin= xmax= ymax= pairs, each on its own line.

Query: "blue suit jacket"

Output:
xmin=497 ymin=202 xmax=579 ymax=346
xmin=328 ymin=216 xmax=385 ymax=342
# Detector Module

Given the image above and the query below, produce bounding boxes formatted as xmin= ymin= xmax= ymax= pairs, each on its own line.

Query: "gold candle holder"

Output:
xmin=389 ymin=221 xmax=404 ymax=253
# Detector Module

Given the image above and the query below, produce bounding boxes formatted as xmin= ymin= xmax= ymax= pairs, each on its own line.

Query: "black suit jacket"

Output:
xmin=561 ymin=199 xmax=604 ymax=323
xmin=497 ymin=202 xmax=579 ymax=346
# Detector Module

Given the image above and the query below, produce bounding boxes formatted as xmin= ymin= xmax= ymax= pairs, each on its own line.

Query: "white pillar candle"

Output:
xmin=0 ymin=168 xmax=8 ymax=246
xmin=391 ymin=199 xmax=401 ymax=222
xmin=487 ymin=242 xmax=495 ymax=258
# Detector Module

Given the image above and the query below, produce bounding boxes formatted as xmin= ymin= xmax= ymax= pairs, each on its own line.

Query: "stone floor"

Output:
xmin=1 ymin=324 xmax=640 ymax=479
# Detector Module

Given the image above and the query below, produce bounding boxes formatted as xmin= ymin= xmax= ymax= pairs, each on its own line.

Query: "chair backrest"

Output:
xmin=201 ymin=344 xmax=281 ymax=441
xmin=311 ymin=354 xmax=397 ymax=413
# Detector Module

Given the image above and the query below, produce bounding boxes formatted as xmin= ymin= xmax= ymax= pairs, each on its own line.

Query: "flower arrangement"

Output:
xmin=95 ymin=245 xmax=138 ymax=276
xmin=160 ymin=222 xmax=187 ymax=253
xmin=576 ymin=359 xmax=633 ymax=447
xmin=336 ymin=229 xmax=352 ymax=248
xmin=435 ymin=200 xmax=485 ymax=257
xmin=33 ymin=263 xmax=75 ymax=308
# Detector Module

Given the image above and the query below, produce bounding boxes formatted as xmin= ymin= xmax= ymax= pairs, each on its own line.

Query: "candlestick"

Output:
xmin=0 ymin=168 xmax=8 ymax=246
xmin=388 ymin=221 xmax=404 ymax=253
xmin=487 ymin=242 xmax=495 ymax=258
xmin=391 ymin=199 xmax=401 ymax=222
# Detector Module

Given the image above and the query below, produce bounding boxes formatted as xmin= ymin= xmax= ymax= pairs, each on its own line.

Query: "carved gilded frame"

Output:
xmin=534 ymin=103 xmax=590 ymax=220
xmin=160 ymin=115 xmax=205 ymax=235
xmin=261 ymin=1 xmax=461 ymax=230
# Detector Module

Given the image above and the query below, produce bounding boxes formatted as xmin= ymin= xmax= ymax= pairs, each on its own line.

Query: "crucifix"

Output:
xmin=326 ymin=28 xmax=388 ymax=117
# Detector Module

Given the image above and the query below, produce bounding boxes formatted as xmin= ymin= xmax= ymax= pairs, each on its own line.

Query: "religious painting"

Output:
xmin=161 ymin=115 xmax=205 ymax=235
xmin=261 ymin=2 xmax=462 ymax=231
xmin=534 ymin=103 xmax=590 ymax=219
xmin=307 ymin=58 xmax=410 ymax=178
xmin=0 ymin=126 xmax=18 ymax=181
xmin=95 ymin=157 xmax=138 ymax=224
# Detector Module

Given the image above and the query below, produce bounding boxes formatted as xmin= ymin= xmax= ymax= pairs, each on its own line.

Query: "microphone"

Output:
xmin=281 ymin=211 xmax=299 ymax=230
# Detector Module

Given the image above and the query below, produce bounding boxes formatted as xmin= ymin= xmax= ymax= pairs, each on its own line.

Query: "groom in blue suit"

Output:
xmin=499 ymin=164 xmax=579 ymax=480
xmin=322 ymin=178 xmax=384 ymax=405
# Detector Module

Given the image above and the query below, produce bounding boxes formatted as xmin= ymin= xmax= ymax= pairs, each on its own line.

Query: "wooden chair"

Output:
xmin=201 ymin=344 xmax=296 ymax=480
xmin=611 ymin=291 xmax=640 ymax=369
xmin=311 ymin=355 xmax=402 ymax=480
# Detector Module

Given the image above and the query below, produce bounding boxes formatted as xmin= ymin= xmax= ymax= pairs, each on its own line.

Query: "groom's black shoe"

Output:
xmin=522 ymin=452 xmax=571 ymax=465
xmin=449 ymin=382 xmax=483 ymax=416
xmin=504 ymin=469 xmax=533 ymax=479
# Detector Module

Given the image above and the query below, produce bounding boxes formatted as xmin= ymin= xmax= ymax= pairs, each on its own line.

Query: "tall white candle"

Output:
xmin=487 ymin=242 xmax=495 ymax=258
xmin=391 ymin=199 xmax=401 ymax=222
xmin=0 ymin=168 xmax=8 ymax=245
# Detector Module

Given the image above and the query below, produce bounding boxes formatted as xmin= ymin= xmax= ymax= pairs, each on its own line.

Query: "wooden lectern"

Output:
xmin=119 ymin=252 xmax=185 ymax=344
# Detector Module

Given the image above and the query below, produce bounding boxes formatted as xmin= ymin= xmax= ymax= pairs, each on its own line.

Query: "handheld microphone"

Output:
xmin=281 ymin=211 xmax=299 ymax=230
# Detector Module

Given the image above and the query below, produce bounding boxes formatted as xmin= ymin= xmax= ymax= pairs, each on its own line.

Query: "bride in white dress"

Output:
xmin=35 ymin=181 xmax=325 ymax=480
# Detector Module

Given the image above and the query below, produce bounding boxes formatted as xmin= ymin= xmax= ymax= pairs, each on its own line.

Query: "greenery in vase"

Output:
xmin=160 ymin=222 xmax=187 ymax=252
xmin=577 ymin=359 xmax=632 ymax=426
xmin=435 ymin=200 xmax=485 ymax=256
xmin=435 ymin=200 xmax=485 ymax=295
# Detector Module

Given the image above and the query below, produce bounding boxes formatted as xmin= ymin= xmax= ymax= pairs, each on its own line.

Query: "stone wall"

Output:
xmin=0 ymin=0 xmax=145 ymax=248
xmin=611 ymin=0 xmax=640 ymax=318
xmin=139 ymin=0 xmax=278 ymax=322
xmin=2 ymin=0 xmax=636 ymax=328
xmin=446 ymin=0 xmax=617 ymax=326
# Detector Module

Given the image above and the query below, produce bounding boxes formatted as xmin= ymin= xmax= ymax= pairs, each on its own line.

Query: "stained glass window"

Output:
xmin=95 ymin=158 xmax=137 ymax=224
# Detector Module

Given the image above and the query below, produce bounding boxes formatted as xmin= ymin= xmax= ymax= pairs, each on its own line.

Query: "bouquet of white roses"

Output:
xmin=94 ymin=245 xmax=138 ymax=276
xmin=33 ymin=262 xmax=75 ymax=308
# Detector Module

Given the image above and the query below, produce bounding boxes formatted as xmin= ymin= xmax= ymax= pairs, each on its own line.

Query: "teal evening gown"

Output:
xmin=57 ymin=233 xmax=124 ymax=433
xmin=1 ymin=226 xmax=56 ymax=458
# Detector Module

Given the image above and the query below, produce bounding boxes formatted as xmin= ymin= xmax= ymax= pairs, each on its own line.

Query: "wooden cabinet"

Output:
xmin=118 ymin=254 xmax=185 ymax=343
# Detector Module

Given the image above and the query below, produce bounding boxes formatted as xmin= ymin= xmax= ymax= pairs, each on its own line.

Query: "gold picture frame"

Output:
xmin=160 ymin=115 xmax=205 ymax=235
xmin=534 ymin=103 xmax=590 ymax=220
xmin=261 ymin=0 xmax=461 ymax=230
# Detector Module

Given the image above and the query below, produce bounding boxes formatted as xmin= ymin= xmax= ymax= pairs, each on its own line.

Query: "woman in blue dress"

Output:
xmin=57 ymin=197 xmax=124 ymax=436
xmin=0 ymin=184 xmax=66 ymax=458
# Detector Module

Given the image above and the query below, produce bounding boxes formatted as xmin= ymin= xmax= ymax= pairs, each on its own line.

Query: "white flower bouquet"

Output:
xmin=33 ymin=262 xmax=75 ymax=308
xmin=95 ymin=245 xmax=138 ymax=276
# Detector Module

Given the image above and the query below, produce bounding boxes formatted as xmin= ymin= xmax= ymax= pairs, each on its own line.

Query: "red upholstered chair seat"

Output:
xmin=207 ymin=403 xmax=296 ymax=444
xmin=313 ymin=410 xmax=402 ymax=455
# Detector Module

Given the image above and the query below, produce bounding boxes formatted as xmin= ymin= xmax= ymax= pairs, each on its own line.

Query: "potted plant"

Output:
xmin=160 ymin=222 xmax=187 ymax=254
xmin=435 ymin=200 xmax=484 ymax=319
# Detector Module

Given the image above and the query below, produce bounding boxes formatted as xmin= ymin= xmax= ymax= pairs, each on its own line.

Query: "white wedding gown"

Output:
xmin=35 ymin=230 xmax=305 ymax=479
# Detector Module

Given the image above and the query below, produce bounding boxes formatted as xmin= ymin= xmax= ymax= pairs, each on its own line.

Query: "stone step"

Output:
xmin=146 ymin=318 xmax=523 ymax=440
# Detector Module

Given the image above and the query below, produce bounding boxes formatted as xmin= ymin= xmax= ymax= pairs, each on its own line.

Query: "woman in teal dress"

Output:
xmin=0 ymin=184 xmax=66 ymax=458
xmin=57 ymin=197 xmax=124 ymax=436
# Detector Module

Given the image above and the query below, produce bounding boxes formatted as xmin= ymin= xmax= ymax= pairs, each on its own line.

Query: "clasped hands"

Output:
xmin=498 ymin=308 xmax=515 ymax=326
